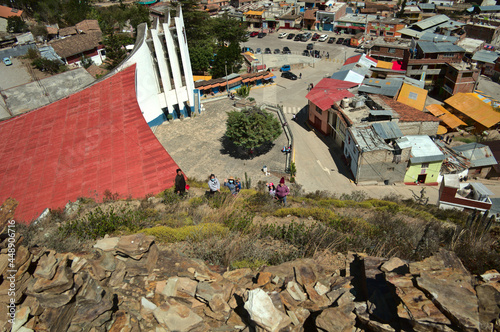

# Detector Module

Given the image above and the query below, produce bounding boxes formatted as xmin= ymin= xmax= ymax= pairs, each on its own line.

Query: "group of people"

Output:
xmin=281 ymin=146 xmax=292 ymax=153
xmin=175 ymin=169 xmax=290 ymax=205
xmin=208 ymin=174 xmax=242 ymax=196
xmin=266 ymin=177 xmax=290 ymax=205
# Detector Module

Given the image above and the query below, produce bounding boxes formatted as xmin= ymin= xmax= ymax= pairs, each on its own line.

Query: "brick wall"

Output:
xmin=398 ymin=121 xmax=439 ymax=136
xmin=370 ymin=45 xmax=406 ymax=59
xmin=357 ymin=147 xmax=410 ymax=184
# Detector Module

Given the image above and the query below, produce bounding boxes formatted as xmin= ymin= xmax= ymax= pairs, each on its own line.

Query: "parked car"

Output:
xmin=328 ymin=37 xmax=336 ymax=44
xmin=306 ymin=43 xmax=314 ymax=50
xmin=3 ymin=57 xmax=12 ymax=66
xmin=280 ymin=64 xmax=291 ymax=72
xmin=273 ymin=48 xmax=280 ymax=54
xmin=301 ymin=32 xmax=311 ymax=41
xmin=264 ymin=48 xmax=272 ymax=54
xmin=318 ymin=34 xmax=328 ymax=42
xmin=258 ymin=32 xmax=267 ymax=38
xmin=281 ymin=72 xmax=297 ymax=80
xmin=250 ymin=31 xmax=259 ymax=37
xmin=302 ymin=50 xmax=310 ymax=56
xmin=287 ymin=33 xmax=296 ymax=40
xmin=336 ymin=38 xmax=344 ymax=44
xmin=282 ymin=46 xmax=291 ymax=54
xmin=294 ymin=34 xmax=302 ymax=41
xmin=255 ymin=48 xmax=262 ymax=54
xmin=343 ymin=38 xmax=350 ymax=46
xmin=278 ymin=32 xmax=288 ymax=38
xmin=311 ymin=33 xmax=320 ymax=41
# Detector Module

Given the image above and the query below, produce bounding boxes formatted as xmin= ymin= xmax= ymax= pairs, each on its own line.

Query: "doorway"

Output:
xmin=417 ymin=174 xmax=427 ymax=183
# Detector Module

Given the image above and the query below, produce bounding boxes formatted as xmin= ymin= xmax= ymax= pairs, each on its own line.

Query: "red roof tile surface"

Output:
xmin=0 ymin=65 xmax=179 ymax=224
xmin=306 ymin=78 xmax=357 ymax=111
xmin=344 ymin=54 xmax=362 ymax=66
xmin=378 ymin=96 xmax=440 ymax=122
xmin=0 ymin=5 xmax=22 ymax=18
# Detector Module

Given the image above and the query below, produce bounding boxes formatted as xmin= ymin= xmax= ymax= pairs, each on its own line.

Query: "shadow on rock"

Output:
xmin=220 ymin=136 xmax=275 ymax=160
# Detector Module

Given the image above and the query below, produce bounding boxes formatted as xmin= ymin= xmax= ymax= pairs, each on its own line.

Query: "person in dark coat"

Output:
xmin=174 ymin=168 xmax=186 ymax=195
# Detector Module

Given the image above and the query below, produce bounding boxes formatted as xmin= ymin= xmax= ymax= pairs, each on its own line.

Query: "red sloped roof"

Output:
xmin=0 ymin=65 xmax=179 ymax=224
xmin=306 ymin=78 xmax=357 ymax=111
xmin=344 ymin=54 xmax=362 ymax=66
xmin=0 ymin=5 xmax=22 ymax=18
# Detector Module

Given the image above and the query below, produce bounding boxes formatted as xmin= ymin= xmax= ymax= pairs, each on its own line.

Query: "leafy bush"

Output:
xmin=189 ymin=196 xmax=204 ymax=208
xmin=59 ymin=205 xmax=145 ymax=240
xmin=32 ymin=57 xmax=65 ymax=74
xmin=236 ymin=85 xmax=250 ymax=97
xmin=231 ymin=259 xmax=268 ymax=270
xmin=274 ymin=207 xmax=336 ymax=222
xmin=141 ymin=223 xmax=229 ymax=243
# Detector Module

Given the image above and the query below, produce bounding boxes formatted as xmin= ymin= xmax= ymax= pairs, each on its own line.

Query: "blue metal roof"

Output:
xmin=417 ymin=41 xmax=465 ymax=53
xmin=472 ymin=50 xmax=499 ymax=64
xmin=372 ymin=122 xmax=403 ymax=140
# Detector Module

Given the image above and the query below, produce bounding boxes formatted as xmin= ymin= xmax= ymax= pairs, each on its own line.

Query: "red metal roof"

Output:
xmin=344 ymin=54 xmax=362 ymax=66
xmin=306 ymin=78 xmax=357 ymax=111
xmin=0 ymin=65 xmax=179 ymax=224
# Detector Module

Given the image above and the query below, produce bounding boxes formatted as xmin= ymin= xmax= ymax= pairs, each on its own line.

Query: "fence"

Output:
xmin=263 ymin=103 xmax=294 ymax=174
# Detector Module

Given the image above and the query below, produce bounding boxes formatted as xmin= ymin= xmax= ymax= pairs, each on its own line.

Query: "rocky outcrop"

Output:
xmin=1 ymin=230 xmax=499 ymax=332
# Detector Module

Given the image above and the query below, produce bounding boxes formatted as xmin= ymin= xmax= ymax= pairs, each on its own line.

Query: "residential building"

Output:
xmin=344 ymin=125 xmax=411 ymax=184
xmin=360 ymin=2 xmax=394 ymax=17
xmin=442 ymin=62 xmax=480 ymax=97
xmin=315 ymin=3 xmax=347 ymax=32
xmin=358 ymin=77 xmax=403 ymax=98
xmin=366 ymin=17 xmax=405 ymax=38
xmin=404 ymin=41 xmax=466 ymax=91
xmin=396 ymin=135 xmax=445 ymax=185
xmin=444 ymin=93 xmax=500 ymax=132
xmin=335 ymin=14 xmax=377 ymax=34
xmin=401 ymin=5 xmax=422 ymax=24
xmin=464 ymin=23 xmax=500 ymax=44
xmin=428 ymin=0 xmax=454 ymax=6
xmin=0 ymin=5 xmax=24 ymax=33
xmin=278 ymin=13 xmax=302 ymax=29
xmin=50 ymin=32 xmax=104 ymax=66
xmin=482 ymin=140 xmax=500 ymax=179
xmin=306 ymin=78 xmax=358 ymax=135
xmin=201 ymin=0 xmax=230 ymax=12
xmin=472 ymin=50 xmax=500 ymax=77
xmin=438 ymin=174 xmax=493 ymax=212
xmin=303 ymin=9 xmax=318 ymax=30
xmin=245 ymin=9 xmax=265 ymax=29
xmin=452 ymin=143 xmax=498 ymax=179
xmin=397 ymin=15 xmax=463 ymax=40
xmin=418 ymin=3 xmax=436 ymax=19
xmin=330 ymin=54 xmax=377 ymax=84
xmin=366 ymin=37 xmax=411 ymax=61
xmin=457 ymin=38 xmax=486 ymax=57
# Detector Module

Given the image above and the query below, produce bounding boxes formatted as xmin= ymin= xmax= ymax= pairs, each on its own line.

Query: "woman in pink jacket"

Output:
xmin=275 ymin=177 xmax=290 ymax=206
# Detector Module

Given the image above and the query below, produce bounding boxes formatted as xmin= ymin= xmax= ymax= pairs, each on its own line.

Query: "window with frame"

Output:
xmin=370 ymin=30 xmax=377 ymax=35
xmin=421 ymin=163 xmax=429 ymax=168
xmin=443 ymin=53 xmax=454 ymax=57
xmin=388 ymin=48 xmax=396 ymax=53
xmin=386 ymin=31 xmax=394 ymax=36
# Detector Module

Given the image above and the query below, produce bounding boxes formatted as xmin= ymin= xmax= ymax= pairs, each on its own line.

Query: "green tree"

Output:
xmin=225 ymin=108 xmax=282 ymax=150
xmin=128 ymin=3 xmax=150 ymax=31
xmin=31 ymin=24 xmax=48 ymax=40
xmin=7 ymin=16 xmax=27 ymax=33
xmin=32 ymin=57 xmax=65 ymax=74
xmin=212 ymin=14 xmax=248 ymax=46
xmin=63 ymin=0 xmax=91 ymax=26
xmin=103 ymin=33 xmax=134 ymax=69
xmin=189 ymin=42 xmax=214 ymax=73
xmin=211 ymin=42 xmax=242 ymax=78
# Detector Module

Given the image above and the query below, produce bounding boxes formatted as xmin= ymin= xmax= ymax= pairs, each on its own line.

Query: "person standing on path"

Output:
xmin=299 ymin=73 xmax=302 ymax=79
xmin=276 ymin=177 xmax=290 ymax=206
xmin=208 ymin=174 xmax=220 ymax=195
xmin=224 ymin=176 xmax=238 ymax=196
xmin=174 ymin=168 xmax=186 ymax=195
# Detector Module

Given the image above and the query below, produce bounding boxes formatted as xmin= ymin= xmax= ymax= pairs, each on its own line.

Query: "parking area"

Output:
xmin=0 ymin=56 xmax=32 ymax=90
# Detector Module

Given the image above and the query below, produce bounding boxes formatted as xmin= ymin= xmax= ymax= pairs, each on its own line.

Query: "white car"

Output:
xmin=278 ymin=32 xmax=288 ymax=39
xmin=318 ymin=34 xmax=329 ymax=42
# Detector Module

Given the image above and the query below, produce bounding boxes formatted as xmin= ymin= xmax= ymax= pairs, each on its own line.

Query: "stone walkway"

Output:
xmin=154 ymin=99 xmax=290 ymax=185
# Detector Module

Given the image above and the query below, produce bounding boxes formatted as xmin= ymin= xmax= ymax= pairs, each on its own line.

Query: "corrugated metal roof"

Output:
xmin=417 ymin=41 xmax=465 ymax=54
xmin=397 ymin=83 xmax=428 ymax=111
xmin=479 ymin=5 xmax=500 ymax=11
xmin=372 ymin=122 xmax=403 ymax=139
xmin=413 ymin=14 xmax=449 ymax=30
xmin=38 ymin=45 xmax=63 ymax=62
xmin=359 ymin=78 xmax=403 ymax=97
xmin=370 ymin=110 xmax=393 ymax=117
xmin=471 ymin=182 xmax=494 ymax=196
xmin=425 ymin=104 xmax=467 ymax=129
xmin=397 ymin=27 xmax=425 ymax=38
xmin=350 ymin=126 xmax=393 ymax=152
xmin=472 ymin=50 xmax=499 ymax=64
xmin=419 ymin=32 xmax=458 ymax=43
xmin=418 ymin=3 xmax=435 ymax=10
xmin=452 ymin=143 xmax=498 ymax=168
xmin=403 ymin=77 xmax=425 ymax=89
